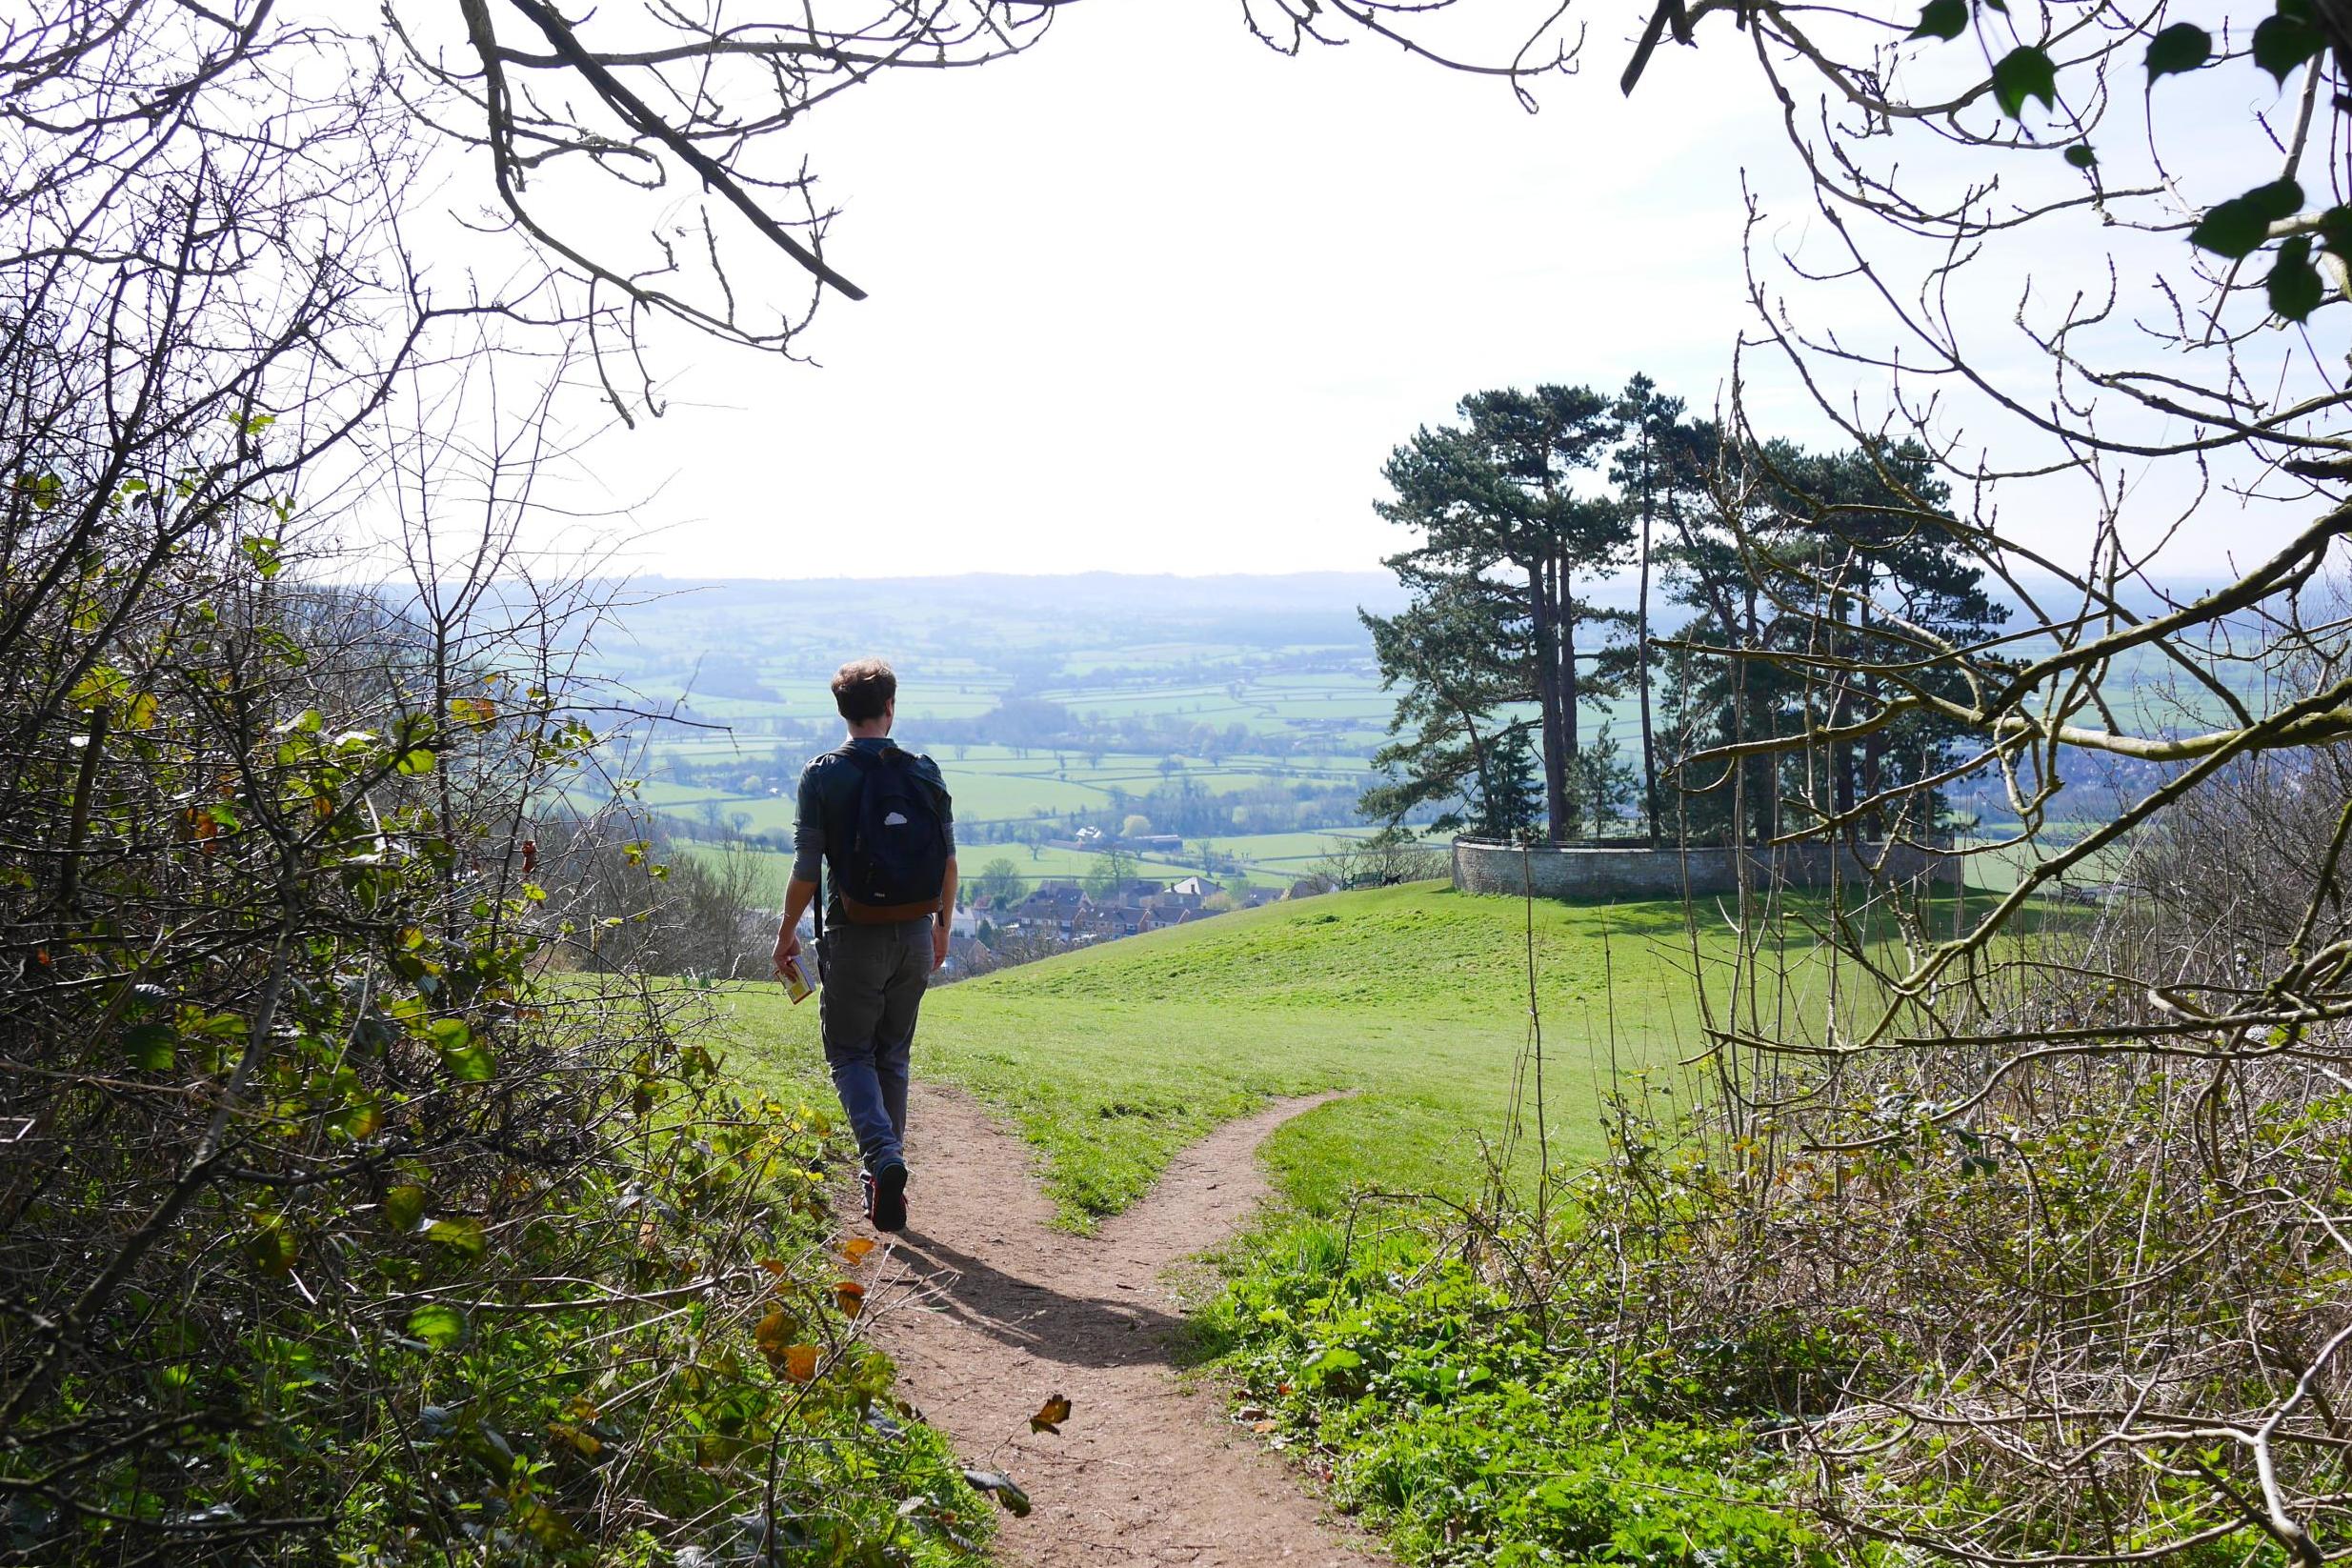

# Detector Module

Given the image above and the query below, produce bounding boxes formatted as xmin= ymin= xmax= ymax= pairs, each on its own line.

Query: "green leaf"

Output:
xmin=384 ymin=1184 xmax=428 ymax=1233
xmin=2191 ymin=180 xmax=2305 ymax=258
xmin=394 ymin=747 xmax=435 ymax=776
xmin=238 ymin=534 xmax=284 ymax=579
xmin=123 ymin=1022 xmax=176 ymax=1071
xmin=244 ymin=1218 xmax=297 ymax=1275
xmin=2268 ymin=234 xmax=2326 ymax=320
xmin=1910 ymin=0 xmax=1967 ymax=39
xmin=2253 ymin=12 xmax=2325 ymax=80
xmin=424 ymin=1216 xmax=487 ymax=1261
xmin=1991 ymin=46 xmax=2057 ymax=116
xmin=2143 ymin=22 xmax=2211 ymax=79
xmin=429 ymin=1017 xmax=493 ymax=1080
xmin=406 ymin=1304 xmax=470 ymax=1351
xmin=2064 ymin=144 xmax=2098 ymax=169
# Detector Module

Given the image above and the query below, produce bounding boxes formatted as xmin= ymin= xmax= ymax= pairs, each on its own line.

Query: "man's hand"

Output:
xmin=931 ymin=920 xmax=950 ymax=973
xmin=775 ymin=876 xmax=819 ymax=984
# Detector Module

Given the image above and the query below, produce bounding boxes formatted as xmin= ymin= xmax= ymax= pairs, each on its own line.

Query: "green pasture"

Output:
xmin=720 ymin=883 xmax=1736 ymax=1229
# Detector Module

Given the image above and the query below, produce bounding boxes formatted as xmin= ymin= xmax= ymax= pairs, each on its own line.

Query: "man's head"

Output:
xmin=833 ymin=656 xmax=896 ymax=734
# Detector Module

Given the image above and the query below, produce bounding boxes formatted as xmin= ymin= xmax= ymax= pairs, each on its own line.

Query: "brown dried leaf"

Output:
xmin=834 ymin=1279 xmax=866 ymax=1318
xmin=754 ymin=1309 xmax=794 ymax=1366
xmin=782 ymin=1343 xmax=819 ymax=1384
xmin=1029 ymin=1394 xmax=1072 ymax=1434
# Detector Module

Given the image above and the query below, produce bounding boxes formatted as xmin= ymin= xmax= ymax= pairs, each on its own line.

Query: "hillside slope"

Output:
xmin=723 ymin=882 xmax=1721 ymax=1226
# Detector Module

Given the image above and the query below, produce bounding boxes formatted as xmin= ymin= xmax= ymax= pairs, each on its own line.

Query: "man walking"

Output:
xmin=773 ymin=657 xmax=956 ymax=1234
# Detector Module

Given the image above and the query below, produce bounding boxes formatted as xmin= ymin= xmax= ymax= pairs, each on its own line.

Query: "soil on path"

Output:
xmin=854 ymin=1084 xmax=1391 ymax=1568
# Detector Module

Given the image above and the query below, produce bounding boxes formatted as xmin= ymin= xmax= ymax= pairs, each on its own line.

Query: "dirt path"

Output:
xmin=853 ymin=1084 xmax=1392 ymax=1568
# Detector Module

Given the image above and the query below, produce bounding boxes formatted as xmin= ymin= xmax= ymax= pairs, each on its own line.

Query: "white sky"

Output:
xmin=562 ymin=0 xmax=1801 ymax=579
xmin=443 ymin=0 xmax=2313 ymax=587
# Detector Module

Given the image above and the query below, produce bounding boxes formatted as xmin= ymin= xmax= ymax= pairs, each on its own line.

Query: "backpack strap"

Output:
xmin=810 ymin=746 xmax=876 ymax=966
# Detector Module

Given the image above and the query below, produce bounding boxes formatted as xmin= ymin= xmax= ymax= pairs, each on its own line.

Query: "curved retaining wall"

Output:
xmin=1450 ymin=837 xmax=1950 ymax=900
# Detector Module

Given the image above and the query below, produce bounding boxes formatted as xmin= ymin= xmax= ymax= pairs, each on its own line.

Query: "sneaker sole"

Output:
xmin=872 ymin=1164 xmax=908 ymax=1233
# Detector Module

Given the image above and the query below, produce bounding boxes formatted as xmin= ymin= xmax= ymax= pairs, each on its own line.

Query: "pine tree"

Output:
xmin=1467 ymin=724 xmax=1545 ymax=839
xmin=1372 ymin=385 xmax=1631 ymax=841
xmin=1664 ymin=436 xmax=2005 ymax=842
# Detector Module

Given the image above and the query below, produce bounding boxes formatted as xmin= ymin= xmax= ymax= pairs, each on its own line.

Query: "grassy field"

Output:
xmin=719 ymin=882 xmax=1734 ymax=1228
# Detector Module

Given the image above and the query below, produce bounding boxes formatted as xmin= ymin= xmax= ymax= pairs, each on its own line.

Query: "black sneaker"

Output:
xmin=869 ymin=1162 xmax=909 ymax=1233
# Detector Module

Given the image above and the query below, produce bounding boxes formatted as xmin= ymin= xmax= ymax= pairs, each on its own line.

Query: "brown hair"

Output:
xmin=831 ymin=656 xmax=897 ymax=722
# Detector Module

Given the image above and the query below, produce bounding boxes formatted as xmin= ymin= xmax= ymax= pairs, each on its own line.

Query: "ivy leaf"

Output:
xmin=1991 ymin=46 xmax=2058 ymax=116
xmin=1911 ymin=0 xmax=1967 ymax=39
xmin=2064 ymin=144 xmax=2098 ymax=169
xmin=406 ymin=1304 xmax=470 ymax=1351
xmin=2191 ymin=179 xmax=2305 ymax=258
xmin=2268 ymin=234 xmax=2326 ymax=320
xmin=2253 ymin=12 xmax=2326 ymax=80
xmin=2144 ymin=22 xmax=2212 ymax=79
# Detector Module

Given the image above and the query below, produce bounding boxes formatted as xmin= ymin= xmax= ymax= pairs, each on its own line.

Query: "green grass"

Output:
xmin=718 ymin=882 xmax=1725 ymax=1229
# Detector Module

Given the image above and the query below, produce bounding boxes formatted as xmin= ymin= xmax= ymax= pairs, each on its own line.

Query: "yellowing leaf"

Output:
xmin=782 ymin=1343 xmax=819 ymax=1384
xmin=1029 ymin=1394 xmax=1072 ymax=1434
xmin=839 ymin=1236 xmax=875 ymax=1264
xmin=754 ymin=1308 xmax=794 ymax=1365
xmin=547 ymin=1421 xmax=602 ymax=1457
xmin=243 ymin=1218 xmax=297 ymax=1274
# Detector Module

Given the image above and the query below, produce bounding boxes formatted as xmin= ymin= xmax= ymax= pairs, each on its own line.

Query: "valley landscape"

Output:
xmin=9 ymin=6 xmax=2348 ymax=1568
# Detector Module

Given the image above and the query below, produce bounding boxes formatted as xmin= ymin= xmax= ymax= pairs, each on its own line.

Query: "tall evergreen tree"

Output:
xmin=1610 ymin=375 xmax=1715 ymax=842
xmin=1469 ymin=724 xmax=1546 ymax=839
xmin=1373 ymin=386 xmax=1631 ymax=841
xmin=1662 ymin=436 xmax=2004 ymax=842
xmin=1359 ymin=577 xmax=1521 ymax=833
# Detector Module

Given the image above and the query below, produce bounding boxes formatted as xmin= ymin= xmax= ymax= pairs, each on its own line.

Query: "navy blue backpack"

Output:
xmin=829 ymin=748 xmax=951 ymax=924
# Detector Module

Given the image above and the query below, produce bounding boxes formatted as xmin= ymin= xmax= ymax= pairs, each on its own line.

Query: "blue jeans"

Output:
xmin=817 ymin=918 xmax=932 ymax=1175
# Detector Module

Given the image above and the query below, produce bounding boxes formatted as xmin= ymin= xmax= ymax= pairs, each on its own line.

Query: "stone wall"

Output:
xmin=1449 ymin=836 xmax=1952 ymax=900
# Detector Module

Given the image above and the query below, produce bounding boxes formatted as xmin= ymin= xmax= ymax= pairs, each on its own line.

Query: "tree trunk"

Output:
xmin=1637 ymin=500 xmax=1658 ymax=847
xmin=1830 ymin=593 xmax=1858 ymax=828
xmin=1559 ymin=547 xmax=1580 ymax=840
xmin=1530 ymin=561 xmax=1570 ymax=843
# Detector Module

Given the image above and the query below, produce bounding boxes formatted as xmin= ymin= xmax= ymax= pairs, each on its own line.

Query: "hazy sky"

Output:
xmin=561 ymin=0 xmax=1798 ymax=580
xmin=492 ymin=0 xmax=2299 ymax=587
